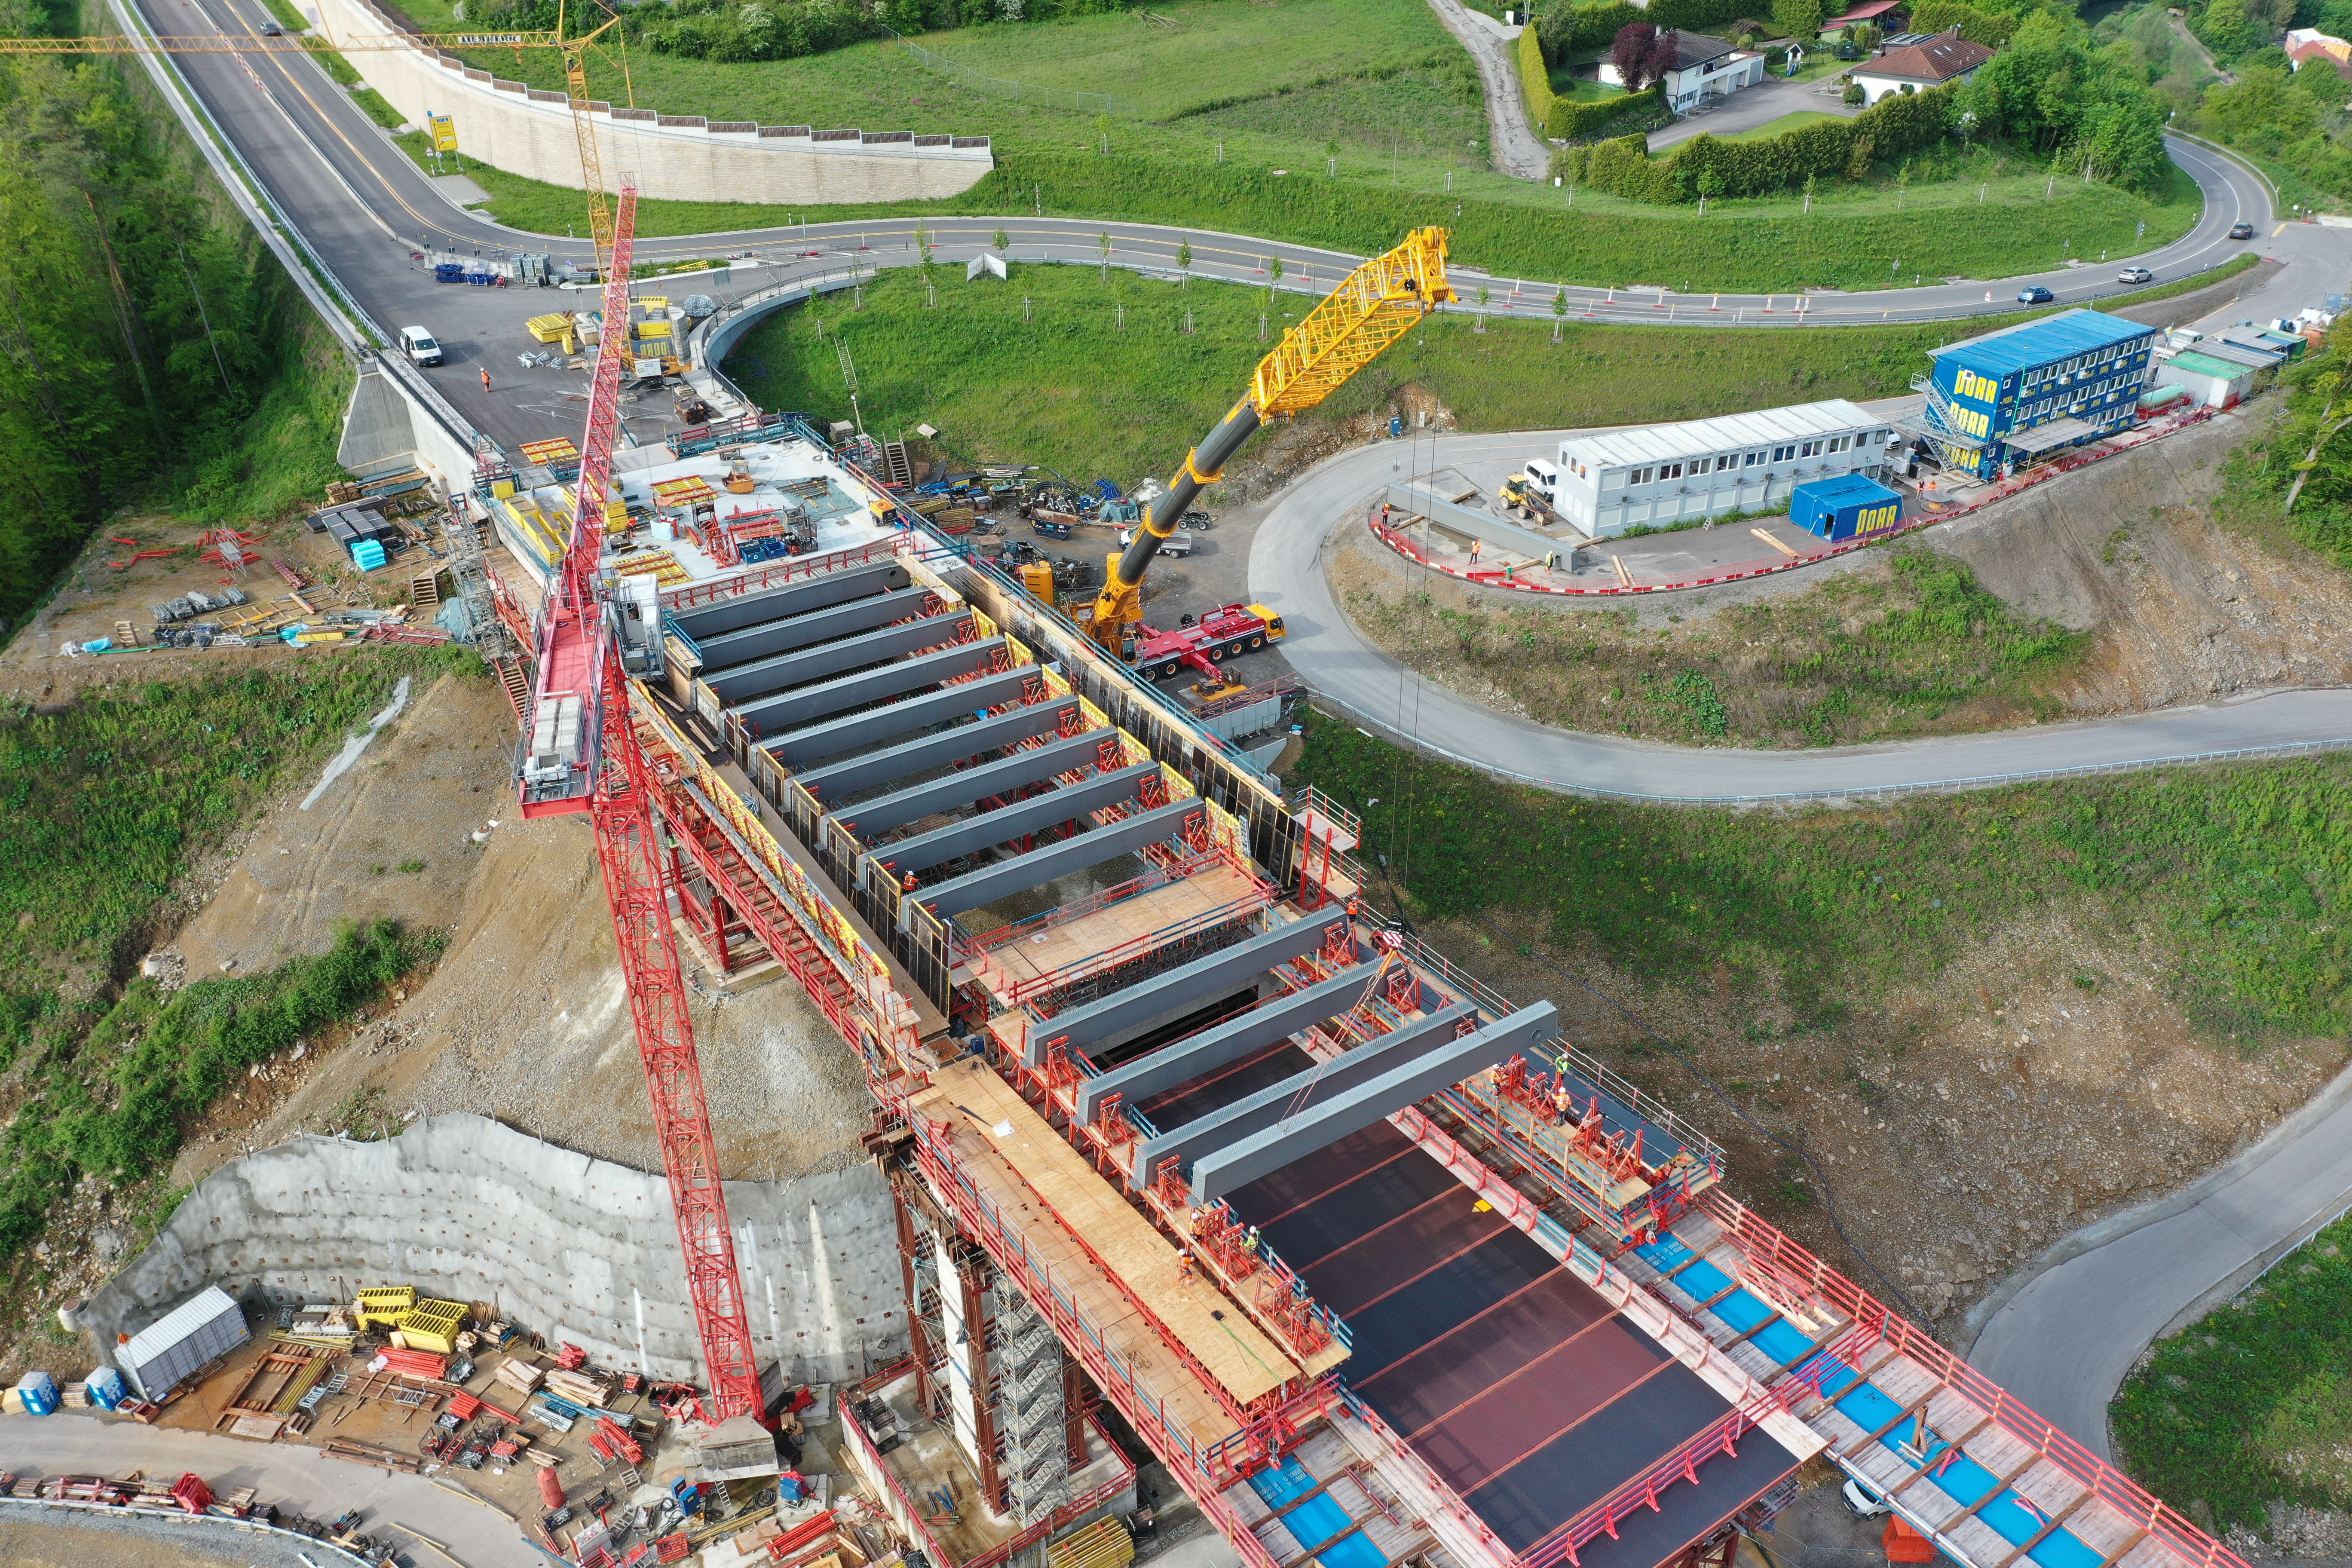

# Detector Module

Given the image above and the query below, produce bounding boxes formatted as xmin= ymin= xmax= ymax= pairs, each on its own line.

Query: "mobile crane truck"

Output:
xmin=1079 ymin=230 xmax=1453 ymax=680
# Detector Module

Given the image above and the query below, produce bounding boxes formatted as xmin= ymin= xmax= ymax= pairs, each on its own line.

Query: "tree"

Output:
xmin=992 ymin=226 xmax=1009 ymax=251
xmin=1647 ymin=27 xmax=1683 ymax=87
xmin=1613 ymin=21 xmax=1658 ymax=88
xmin=1094 ymin=110 xmax=1113 ymax=153
xmin=1773 ymin=0 xmax=1823 ymax=41
xmin=1176 ymin=239 xmax=1192 ymax=283
xmin=2195 ymin=0 xmax=2271 ymax=59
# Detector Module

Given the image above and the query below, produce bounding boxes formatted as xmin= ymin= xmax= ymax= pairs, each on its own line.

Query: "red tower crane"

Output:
xmin=514 ymin=183 xmax=766 ymax=1423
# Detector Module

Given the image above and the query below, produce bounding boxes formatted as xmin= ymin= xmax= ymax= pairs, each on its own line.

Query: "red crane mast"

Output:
xmin=517 ymin=183 xmax=765 ymax=1423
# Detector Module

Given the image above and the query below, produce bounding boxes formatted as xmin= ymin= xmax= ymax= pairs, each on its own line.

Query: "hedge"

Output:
xmin=1551 ymin=83 xmax=1663 ymax=136
xmin=1559 ymin=82 xmax=1954 ymax=201
xmin=1519 ymin=21 xmax=1561 ymax=134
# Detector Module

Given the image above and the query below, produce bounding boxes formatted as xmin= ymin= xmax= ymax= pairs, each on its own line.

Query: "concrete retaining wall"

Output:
xmin=83 ymin=1115 xmax=906 ymax=1388
xmin=310 ymin=0 xmax=992 ymax=206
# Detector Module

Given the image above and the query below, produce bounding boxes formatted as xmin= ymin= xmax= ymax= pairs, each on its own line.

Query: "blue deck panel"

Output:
xmin=1250 ymin=1457 xmax=1390 ymax=1568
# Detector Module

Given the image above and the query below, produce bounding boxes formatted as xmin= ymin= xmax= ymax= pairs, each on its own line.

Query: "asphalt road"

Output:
xmin=1247 ymin=427 xmax=2352 ymax=800
xmin=1967 ymin=1061 xmax=2352 ymax=1460
xmin=113 ymin=0 xmax=2326 ymax=451
xmin=0 ymin=1418 xmax=543 ymax=1568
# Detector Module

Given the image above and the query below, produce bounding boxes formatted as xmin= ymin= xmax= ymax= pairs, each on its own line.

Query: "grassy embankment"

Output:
xmin=2114 ymin=1210 xmax=2352 ymax=1531
xmin=1344 ymin=549 xmax=2086 ymax=749
xmin=717 ymin=256 xmax=2256 ymax=484
xmin=1292 ymin=711 xmax=2352 ymax=1040
xmin=372 ymin=0 xmax=2199 ymax=290
xmin=0 ymin=651 xmax=472 ymax=1298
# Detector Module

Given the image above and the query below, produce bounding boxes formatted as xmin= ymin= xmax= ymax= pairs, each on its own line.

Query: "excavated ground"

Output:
xmin=153 ymin=667 xmax=869 ymax=1195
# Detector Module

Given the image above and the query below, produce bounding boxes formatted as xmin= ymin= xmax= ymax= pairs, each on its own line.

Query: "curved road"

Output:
xmin=1967 ymin=1061 xmax=2352 ymax=1459
xmin=1247 ymin=428 xmax=2352 ymax=800
xmin=0 ymin=1415 xmax=542 ymax=1567
xmin=114 ymin=0 xmax=2333 ymax=456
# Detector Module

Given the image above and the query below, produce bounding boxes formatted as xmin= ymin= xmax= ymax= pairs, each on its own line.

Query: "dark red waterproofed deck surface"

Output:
xmin=1142 ymin=1060 xmax=1787 ymax=1560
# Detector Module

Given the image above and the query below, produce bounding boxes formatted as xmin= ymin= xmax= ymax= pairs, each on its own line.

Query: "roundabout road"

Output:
xmin=117 ymin=0 xmax=2341 ymax=451
xmin=1246 ymin=428 xmax=2352 ymax=802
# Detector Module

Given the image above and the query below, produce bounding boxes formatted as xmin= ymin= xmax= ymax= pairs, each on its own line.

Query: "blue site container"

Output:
xmin=1788 ymin=475 xmax=1903 ymax=542
xmin=17 ymin=1370 xmax=57 ymax=1415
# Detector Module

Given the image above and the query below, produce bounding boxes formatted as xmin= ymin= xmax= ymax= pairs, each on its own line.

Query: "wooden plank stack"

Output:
xmin=492 ymin=1355 xmax=546 ymax=1400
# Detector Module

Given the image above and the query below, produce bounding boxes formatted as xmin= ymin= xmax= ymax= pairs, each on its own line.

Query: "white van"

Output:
xmin=1522 ymin=457 xmax=1561 ymax=503
xmin=398 ymin=325 xmax=444 ymax=366
xmin=1117 ymin=525 xmax=1193 ymax=557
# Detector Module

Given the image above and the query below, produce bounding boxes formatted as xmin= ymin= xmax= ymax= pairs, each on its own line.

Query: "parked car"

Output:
xmin=2229 ymin=220 xmax=2256 ymax=239
xmin=2017 ymin=285 xmax=2055 ymax=304
xmin=398 ymin=325 xmax=444 ymax=366
xmin=2117 ymin=266 xmax=2153 ymax=284
xmin=1842 ymin=1478 xmax=1893 ymax=1521
xmin=1117 ymin=526 xmax=1194 ymax=558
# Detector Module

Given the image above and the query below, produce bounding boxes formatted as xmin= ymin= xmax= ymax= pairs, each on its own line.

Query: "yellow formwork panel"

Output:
xmin=355 ymin=1286 xmax=418 ymax=1329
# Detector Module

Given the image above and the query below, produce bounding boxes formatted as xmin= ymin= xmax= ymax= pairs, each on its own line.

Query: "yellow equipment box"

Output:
xmin=355 ymin=1286 xmax=418 ymax=1329
xmin=396 ymin=1298 xmax=470 ymax=1354
xmin=525 ymin=312 xmax=576 ymax=344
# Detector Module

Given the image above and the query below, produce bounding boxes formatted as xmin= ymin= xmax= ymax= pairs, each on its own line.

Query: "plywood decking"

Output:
xmin=974 ymin=864 xmax=1266 ymax=1000
xmin=914 ymin=1059 xmax=1303 ymax=1440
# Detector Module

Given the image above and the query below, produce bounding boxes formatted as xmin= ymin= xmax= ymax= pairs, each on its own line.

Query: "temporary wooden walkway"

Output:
xmin=972 ymin=862 xmax=1266 ymax=1002
xmin=914 ymin=1059 xmax=1304 ymax=1443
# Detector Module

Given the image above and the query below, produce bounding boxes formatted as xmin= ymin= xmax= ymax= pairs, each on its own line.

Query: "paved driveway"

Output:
xmin=1648 ymin=74 xmax=1859 ymax=149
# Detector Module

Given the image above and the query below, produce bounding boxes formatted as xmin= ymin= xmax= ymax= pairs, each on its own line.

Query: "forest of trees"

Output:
xmin=0 ymin=11 xmax=335 ymax=630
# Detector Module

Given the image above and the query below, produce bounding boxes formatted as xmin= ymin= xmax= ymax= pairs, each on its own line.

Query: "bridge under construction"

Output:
xmin=469 ymin=393 xmax=2253 ymax=1568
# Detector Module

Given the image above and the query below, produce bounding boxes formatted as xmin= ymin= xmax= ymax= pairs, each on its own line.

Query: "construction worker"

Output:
xmin=1468 ymin=538 xmax=1482 ymax=566
xmin=1242 ymin=1225 xmax=1262 ymax=1259
xmin=1176 ymin=1249 xmax=1195 ymax=1286
xmin=901 ymin=870 xmax=919 ymax=893
xmin=1553 ymin=1083 xmax=1572 ymax=1126
xmin=479 ymin=366 xmax=492 ymax=392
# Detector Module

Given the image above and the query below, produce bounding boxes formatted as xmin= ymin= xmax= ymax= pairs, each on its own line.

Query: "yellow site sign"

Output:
xmin=428 ymin=112 xmax=459 ymax=152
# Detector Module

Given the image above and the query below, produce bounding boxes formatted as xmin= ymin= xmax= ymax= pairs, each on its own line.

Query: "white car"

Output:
xmin=1842 ymin=1477 xmax=1893 ymax=1520
xmin=1116 ymin=526 xmax=1193 ymax=558
xmin=398 ymin=325 xmax=444 ymax=366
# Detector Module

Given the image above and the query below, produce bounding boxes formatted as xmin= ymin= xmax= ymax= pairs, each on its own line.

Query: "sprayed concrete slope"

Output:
xmin=85 ymin=1114 xmax=905 ymax=1384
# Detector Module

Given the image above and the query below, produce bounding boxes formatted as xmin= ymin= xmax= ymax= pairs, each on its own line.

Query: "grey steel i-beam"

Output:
xmin=1131 ymin=1003 xmax=1474 ymax=1182
xmin=669 ymin=560 xmax=911 ymax=641
xmin=875 ymin=761 xmax=1160 ymax=875
xmin=705 ymin=612 xmax=973 ymax=704
xmin=734 ymin=639 xmax=1008 ymax=736
xmin=1024 ymin=913 xmax=1354 ymax=1066
xmin=693 ymin=587 xmax=939 ymax=676
xmin=1073 ymin=962 xmax=1376 ymax=1124
xmin=1188 ymin=1003 xmax=1561 ymax=1202
xmin=827 ymin=730 xmax=1107 ymax=839
xmin=792 ymin=697 xmax=1080 ymax=799
xmin=764 ymin=667 xmax=1038 ymax=771
xmin=915 ymin=799 xmax=1204 ymax=919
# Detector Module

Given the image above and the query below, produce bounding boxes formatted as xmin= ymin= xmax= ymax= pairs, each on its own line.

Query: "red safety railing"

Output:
xmin=1519 ymin=1393 xmax=1784 ymax=1568
xmin=956 ymin=847 xmax=1274 ymax=1006
xmin=662 ymin=532 xmax=916 ymax=610
xmin=907 ymin=1125 xmax=1295 ymax=1568
xmin=1704 ymin=1192 xmax=2251 ymax=1568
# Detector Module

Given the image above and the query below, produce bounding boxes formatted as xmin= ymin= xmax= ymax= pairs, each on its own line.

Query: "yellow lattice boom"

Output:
xmin=1246 ymin=227 xmax=1454 ymax=418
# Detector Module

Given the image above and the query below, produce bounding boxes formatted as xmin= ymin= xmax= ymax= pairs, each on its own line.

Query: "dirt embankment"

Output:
xmin=1331 ymin=401 xmax=2352 ymax=742
xmin=158 ymin=670 xmax=870 ymax=1194
xmin=1423 ymin=907 xmax=2344 ymax=1334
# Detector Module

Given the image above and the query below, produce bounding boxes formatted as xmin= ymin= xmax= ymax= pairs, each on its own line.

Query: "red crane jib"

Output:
xmin=527 ymin=185 xmax=767 ymax=1424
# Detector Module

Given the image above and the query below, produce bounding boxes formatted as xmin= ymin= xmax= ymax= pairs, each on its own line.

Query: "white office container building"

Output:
xmin=1553 ymin=399 xmax=1902 ymax=537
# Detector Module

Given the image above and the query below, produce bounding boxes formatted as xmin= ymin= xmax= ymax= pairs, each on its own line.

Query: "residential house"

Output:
xmin=1597 ymin=31 xmax=1767 ymax=110
xmin=1847 ymin=31 xmax=1993 ymax=103
xmin=2287 ymin=28 xmax=2352 ymax=75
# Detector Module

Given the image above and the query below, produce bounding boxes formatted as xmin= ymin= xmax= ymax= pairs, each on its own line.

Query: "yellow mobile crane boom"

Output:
xmin=1086 ymin=226 xmax=1453 ymax=653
